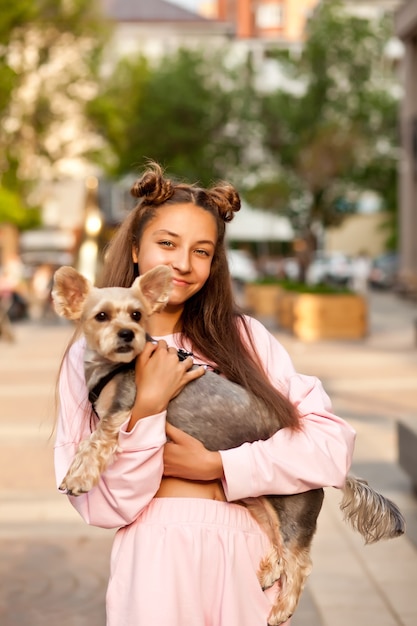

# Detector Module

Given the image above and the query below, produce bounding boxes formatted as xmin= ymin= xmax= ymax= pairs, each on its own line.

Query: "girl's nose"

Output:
xmin=172 ymin=251 xmax=191 ymax=272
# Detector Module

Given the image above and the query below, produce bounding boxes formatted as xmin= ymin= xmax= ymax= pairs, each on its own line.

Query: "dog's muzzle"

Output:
xmin=116 ymin=328 xmax=136 ymax=353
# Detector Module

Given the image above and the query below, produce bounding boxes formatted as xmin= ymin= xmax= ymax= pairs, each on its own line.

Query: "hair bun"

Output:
xmin=130 ymin=162 xmax=174 ymax=203
xmin=209 ymin=183 xmax=241 ymax=223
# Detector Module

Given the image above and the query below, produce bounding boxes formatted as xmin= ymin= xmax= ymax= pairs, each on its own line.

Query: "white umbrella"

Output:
xmin=226 ymin=201 xmax=294 ymax=242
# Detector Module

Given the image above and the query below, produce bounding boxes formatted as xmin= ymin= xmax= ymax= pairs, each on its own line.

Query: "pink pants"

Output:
xmin=106 ymin=498 xmax=291 ymax=626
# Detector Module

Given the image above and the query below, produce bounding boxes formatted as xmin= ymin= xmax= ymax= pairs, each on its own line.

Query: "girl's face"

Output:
xmin=133 ymin=203 xmax=218 ymax=309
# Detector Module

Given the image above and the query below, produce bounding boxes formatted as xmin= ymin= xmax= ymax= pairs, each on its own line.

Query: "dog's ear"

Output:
xmin=52 ymin=266 xmax=92 ymax=320
xmin=135 ymin=265 xmax=173 ymax=313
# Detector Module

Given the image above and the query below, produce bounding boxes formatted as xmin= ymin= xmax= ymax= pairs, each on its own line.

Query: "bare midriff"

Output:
xmin=155 ymin=477 xmax=227 ymax=501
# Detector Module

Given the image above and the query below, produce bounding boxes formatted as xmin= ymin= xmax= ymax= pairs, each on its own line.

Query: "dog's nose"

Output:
xmin=118 ymin=329 xmax=135 ymax=342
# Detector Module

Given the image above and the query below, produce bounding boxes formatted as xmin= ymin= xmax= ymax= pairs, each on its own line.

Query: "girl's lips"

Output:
xmin=172 ymin=278 xmax=190 ymax=286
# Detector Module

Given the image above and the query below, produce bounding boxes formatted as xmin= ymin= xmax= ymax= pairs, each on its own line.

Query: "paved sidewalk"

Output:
xmin=0 ymin=290 xmax=416 ymax=626
xmin=283 ymin=291 xmax=417 ymax=626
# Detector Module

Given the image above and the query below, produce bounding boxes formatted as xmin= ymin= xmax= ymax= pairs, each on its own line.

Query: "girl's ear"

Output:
xmin=52 ymin=266 xmax=92 ymax=320
xmin=135 ymin=265 xmax=173 ymax=313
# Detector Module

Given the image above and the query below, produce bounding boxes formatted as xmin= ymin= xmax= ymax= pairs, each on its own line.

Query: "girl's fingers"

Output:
xmin=188 ymin=362 xmax=206 ymax=379
xmin=138 ymin=339 xmax=159 ymax=361
xmin=166 ymin=422 xmax=192 ymax=442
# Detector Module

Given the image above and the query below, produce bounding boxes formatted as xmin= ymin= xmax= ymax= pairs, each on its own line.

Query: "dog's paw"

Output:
xmin=267 ymin=606 xmax=292 ymax=626
xmin=258 ymin=546 xmax=282 ymax=590
xmin=59 ymin=473 xmax=97 ymax=497
xmin=59 ymin=485 xmax=87 ymax=497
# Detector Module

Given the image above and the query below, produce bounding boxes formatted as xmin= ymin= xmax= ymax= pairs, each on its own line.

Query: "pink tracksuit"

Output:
xmin=55 ymin=316 xmax=356 ymax=626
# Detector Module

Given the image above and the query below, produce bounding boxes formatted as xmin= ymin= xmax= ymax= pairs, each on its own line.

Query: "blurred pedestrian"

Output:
xmin=0 ymin=296 xmax=14 ymax=341
xmin=31 ymin=263 xmax=54 ymax=320
xmin=0 ymin=255 xmax=25 ymax=341
xmin=351 ymin=250 xmax=371 ymax=295
xmin=0 ymin=253 xmax=29 ymax=322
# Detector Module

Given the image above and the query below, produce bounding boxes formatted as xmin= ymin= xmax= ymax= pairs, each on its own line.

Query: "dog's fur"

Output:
xmin=52 ymin=265 xmax=406 ymax=626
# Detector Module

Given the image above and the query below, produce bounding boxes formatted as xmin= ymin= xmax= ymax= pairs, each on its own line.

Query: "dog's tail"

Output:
xmin=340 ymin=475 xmax=406 ymax=544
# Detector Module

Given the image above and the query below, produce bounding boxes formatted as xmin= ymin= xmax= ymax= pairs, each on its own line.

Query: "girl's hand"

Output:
xmin=164 ymin=423 xmax=224 ymax=481
xmin=127 ymin=341 xmax=205 ymax=430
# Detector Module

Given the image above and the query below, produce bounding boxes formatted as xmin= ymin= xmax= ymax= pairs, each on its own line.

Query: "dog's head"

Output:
xmin=52 ymin=265 xmax=172 ymax=363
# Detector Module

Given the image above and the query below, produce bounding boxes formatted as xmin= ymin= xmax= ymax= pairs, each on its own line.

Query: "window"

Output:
xmin=256 ymin=3 xmax=284 ymax=29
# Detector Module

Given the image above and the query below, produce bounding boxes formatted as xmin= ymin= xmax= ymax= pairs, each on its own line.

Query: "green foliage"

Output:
xmin=0 ymin=187 xmax=41 ymax=229
xmin=0 ymin=0 xmax=35 ymax=43
xmin=278 ymin=280 xmax=352 ymax=294
xmin=249 ymin=0 xmax=399 ymax=243
xmin=0 ymin=1 xmax=32 ymax=115
xmin=86 ymin=55 xmax=151 ymax=172
xmin=243 ymin=178 xmax=292 ymax=211
xmin=250 ymin=276 xmax=351 ymax=294
xmin=0 ymin=0 xmax=109 ymax=203
xmin=0 ymin=0 xmax=106 ymax=40
xmin=88 ymin=47 xmax=256 ymax=185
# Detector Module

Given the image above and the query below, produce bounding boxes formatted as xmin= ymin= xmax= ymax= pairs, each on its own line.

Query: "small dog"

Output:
xmin=52 ymin=265 xmax=406 ymax=626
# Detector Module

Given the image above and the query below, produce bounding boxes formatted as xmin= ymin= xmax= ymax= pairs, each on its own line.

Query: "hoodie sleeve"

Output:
xmin=54 ymin=339 xmax=166 ymax=529
xmin=219 ymin=317 xmax=356 ymax=502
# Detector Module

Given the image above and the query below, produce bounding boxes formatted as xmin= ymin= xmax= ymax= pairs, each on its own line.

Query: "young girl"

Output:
xmin=54 ymin=162 xmax=356 ymax=626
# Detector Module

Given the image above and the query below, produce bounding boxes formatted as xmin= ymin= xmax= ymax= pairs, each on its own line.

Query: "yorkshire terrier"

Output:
xmin=52 ymin=264 xmax=406 ymax=626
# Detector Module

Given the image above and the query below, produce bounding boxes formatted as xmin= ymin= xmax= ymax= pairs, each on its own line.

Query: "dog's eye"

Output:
xmin=131 ymin=311 xmax=142 ymax=322
xmin=95 ymin=312 xmax=109 ymax=322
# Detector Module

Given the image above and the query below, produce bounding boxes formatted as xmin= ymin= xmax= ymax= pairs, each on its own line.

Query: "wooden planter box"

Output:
xmin=291 ymin=293 xmax=368 ymax=341
xmin=244 ymin=283 xmax=283 ymax=317
xmin=276 ymin=291 xmax=297 ymax=330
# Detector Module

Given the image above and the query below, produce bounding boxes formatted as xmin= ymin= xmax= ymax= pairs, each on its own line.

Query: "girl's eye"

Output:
xmin=131 ymin=311 xmax=142 ymax=322
xmin=95 ymin=312 xmax=109 ymax=322
xmin=195 ymin=249 xmax=210 ymax=257
xmin=159 ymin=240 xmax=174 ymax=248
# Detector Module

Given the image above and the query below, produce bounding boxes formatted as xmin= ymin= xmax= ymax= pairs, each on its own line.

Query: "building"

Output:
xmin=101 ymin=0 xmax=231 ymax=64
xmin=216 ymin=0 xmax=318 ymax=43
xmin=395 ymin=0 xmax=417 ymax=294
xmin=195 ymin=0 xmax=401 ymax=43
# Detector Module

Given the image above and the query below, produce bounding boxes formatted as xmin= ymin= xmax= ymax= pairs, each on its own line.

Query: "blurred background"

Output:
xmin=1 ymin=4 xmax=417 ymax=625
xmin=0 ymin=0 xmax=416 ymax=330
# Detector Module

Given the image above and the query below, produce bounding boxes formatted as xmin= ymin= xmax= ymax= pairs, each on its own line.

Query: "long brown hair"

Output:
xmin=100 ymin=162 xmax=300 ymax=431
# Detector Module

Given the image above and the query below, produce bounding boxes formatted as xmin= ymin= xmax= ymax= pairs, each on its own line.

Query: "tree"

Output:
xmin=0 ymin=187 xmax=40 ymax=228
xmin=247 ymin=0 xmax=400 ymax=276
xmin=0 ymin=0 xmax=108 ymax=226
xmin=87 ymin=46 xmax=257 ymax=186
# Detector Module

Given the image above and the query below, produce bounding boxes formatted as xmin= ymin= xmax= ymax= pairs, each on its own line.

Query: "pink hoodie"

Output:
xmin=54 ymin=316 xmax=356 ymax=528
